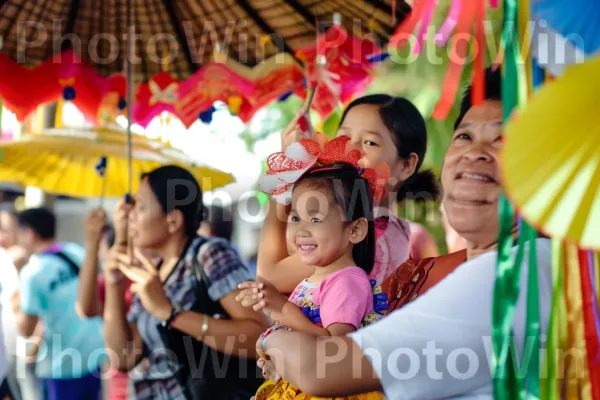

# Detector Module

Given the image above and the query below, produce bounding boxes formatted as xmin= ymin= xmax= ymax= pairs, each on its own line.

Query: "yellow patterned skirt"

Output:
xmin=255 ymin=378 xmax=385 ymax=400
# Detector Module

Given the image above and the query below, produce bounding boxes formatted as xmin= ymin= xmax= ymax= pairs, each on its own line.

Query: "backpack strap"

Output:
xmin=190 ymin=237 xmax=226 ymax=317
xmin=49 ymin=251 xmax=80 ymax=277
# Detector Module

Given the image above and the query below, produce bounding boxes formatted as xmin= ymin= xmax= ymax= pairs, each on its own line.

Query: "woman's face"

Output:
xmin=336 ymin=104 xmax=406 ymax=185
xmin=130 ymin=178 xmax=170 ymax=249
xmin=441 ymin=100 xmax=503 ymax=246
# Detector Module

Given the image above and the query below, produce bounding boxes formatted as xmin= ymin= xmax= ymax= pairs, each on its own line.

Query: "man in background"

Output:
xmin=197 ymin=205 xmax=234 ymax=242
xmin=13 ymin=208 xmax=105 ymax=400
xmin=197 ymin=205 xmax=258 ymax=276
xmin=0 ymin=209 xmax=30 ymax=400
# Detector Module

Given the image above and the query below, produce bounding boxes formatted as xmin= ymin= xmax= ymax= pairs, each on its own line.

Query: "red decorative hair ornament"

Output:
xmin=260 ymin=132 xmax=390 ymax=204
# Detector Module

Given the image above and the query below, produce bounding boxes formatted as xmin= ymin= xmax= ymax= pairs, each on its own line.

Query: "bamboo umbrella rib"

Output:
xmin=134 ymin=1 xmax=149 ymax=82
xmin=237 ymin=0 xmax=296 ymax=59
xmin=97 ymin=0 xmax=106 ymax=75
xmin=73 ymin=2 xmax=89 ymax=65
xmin=203 ymin=0 xmax=244 ymax=65
xmin=285 ymin=0 xmax=316 ymax=27
xmin=145 ymin=0 xmax=164 ymax=75
xmin=34 ymin=0 xmax=56 ymax=59
xmin=184 ymin=0 xmax=216 ymax=70
xmin=23 ymin=0 xmax=50 ymax=60
xmin=227 ymin=0 xmax=259 ymax=65
xmin=162 ymin=0 xmax=197 ymax=75
xmin=60 ymin=0 xmax=81 ymax=53
xmin=43 ymin=0 xmax=67 ymax=59
xmin=111 ymin=0 xmax=122 ymax=80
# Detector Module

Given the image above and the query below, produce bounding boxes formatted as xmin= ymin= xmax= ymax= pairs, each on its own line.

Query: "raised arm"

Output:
xmin=103 ymin=245 xmax=144 ymax=372
xmin=102 ymin=200 xmax=143 ymax=372
xmin=257 ymin=112 xmax=316 ymax=293
xmin=76 ymin=209 xmax=106 ymax=318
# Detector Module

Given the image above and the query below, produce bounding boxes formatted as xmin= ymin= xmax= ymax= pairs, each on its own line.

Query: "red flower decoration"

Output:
xmin=300 ymin=133 xmax=390 ymax=202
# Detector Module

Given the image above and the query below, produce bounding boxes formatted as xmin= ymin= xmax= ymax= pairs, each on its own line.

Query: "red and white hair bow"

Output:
xmin=260 ymin=132 xmax=390 ymax=205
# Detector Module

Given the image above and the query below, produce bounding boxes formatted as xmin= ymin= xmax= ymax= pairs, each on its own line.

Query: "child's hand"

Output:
xmin=236 ymin=281 xmax=264 ymax=309
xmin=258 ymin=358 xmax=281 ymax=383
xmin=237 ymin=281 xmax=287 ymax=319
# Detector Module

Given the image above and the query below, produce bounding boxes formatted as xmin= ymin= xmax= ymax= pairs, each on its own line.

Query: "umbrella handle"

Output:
xmin=99 ymin=176 xmax=107 ymax=210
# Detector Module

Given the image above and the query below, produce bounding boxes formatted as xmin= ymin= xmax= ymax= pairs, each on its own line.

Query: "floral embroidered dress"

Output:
xmin=255 ymin=267 xmax=388 ymax=400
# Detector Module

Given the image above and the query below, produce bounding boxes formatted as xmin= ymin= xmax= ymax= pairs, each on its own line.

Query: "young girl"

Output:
xmin=258 ymin=95 xmax=439 ymax=295
xmin=238 ymin=136 xmax=388 ymax=400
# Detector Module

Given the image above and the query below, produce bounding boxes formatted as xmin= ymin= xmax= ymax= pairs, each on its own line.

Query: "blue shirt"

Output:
xmin=19 ymin=243 xmax=105 ymax=379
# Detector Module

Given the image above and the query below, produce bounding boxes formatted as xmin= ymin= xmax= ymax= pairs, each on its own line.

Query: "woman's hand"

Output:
xmin=113 ymin=199 xmax=133 ymax=245
xmin=237 ymin=281 xmax=288 ymax=320
xmin=84 ymin=208 xmax=107 ymax=245
xmin=281 ymin=110 xmax=313 ymax=151
xmin=116 ymin=249 xmax=172 ymax=321
xmin=104 ymin=245 xmax=127 ymax=284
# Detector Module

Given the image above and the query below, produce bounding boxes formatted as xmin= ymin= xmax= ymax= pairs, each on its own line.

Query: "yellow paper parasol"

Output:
xmin=501 ymin=56 xmax=600 ymax=250
xmin=0 ymin=127 xmax=234 ymax=198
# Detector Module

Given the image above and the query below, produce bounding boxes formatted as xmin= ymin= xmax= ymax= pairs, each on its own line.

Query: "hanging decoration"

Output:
xmin=97 ymin=74 xmax=127 ymax=124
xmin=176 ymin=63 xmax=255 ymax=127
xmin=0 ymin=22 xmax=376 ymax=127
xmin=389 ymin=0 xmax=488 ymax=120
xmin=198 ymin=105 xmax=217 ymax=124
xmin=133 ymin=72 xmax=180 ymax=128
xmin=294 ymin=23 xmax=382 ymax=119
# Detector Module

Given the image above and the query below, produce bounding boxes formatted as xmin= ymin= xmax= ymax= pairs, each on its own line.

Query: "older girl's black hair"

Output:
xmin=454 ymin=67 xmax=502 ymax=130
xmin=141 ymin=165 xmax=203 ymax=238
xmin=295 ymin=164 xmax=376 ymax=275
xmin=340 ymin=95 xmax=439 ymax=202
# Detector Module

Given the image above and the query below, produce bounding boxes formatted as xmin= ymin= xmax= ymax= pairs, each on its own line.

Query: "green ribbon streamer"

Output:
xmin=524 ymin=222 xmax=540 ymax=399
xmin=492 ymin=0 xmax=519 ymax=396
xmin=492 ymin=195 xmax=521 ymax=400
xmin=493 ymin=0 xmax=542 ymax=398
xmin=541 ymin=240 xmax=565 ymax=400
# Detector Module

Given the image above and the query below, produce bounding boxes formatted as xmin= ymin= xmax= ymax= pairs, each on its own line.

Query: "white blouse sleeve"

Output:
xmin=348 ymin=238 xmax=552 ymax=400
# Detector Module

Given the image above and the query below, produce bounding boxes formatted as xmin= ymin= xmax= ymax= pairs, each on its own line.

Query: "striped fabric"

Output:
xmin=127 ymin=236 xmax=252 ymax=400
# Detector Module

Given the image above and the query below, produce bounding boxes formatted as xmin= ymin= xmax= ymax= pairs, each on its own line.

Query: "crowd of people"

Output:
xmin=0 ymin=66 xmax=553 ymax=400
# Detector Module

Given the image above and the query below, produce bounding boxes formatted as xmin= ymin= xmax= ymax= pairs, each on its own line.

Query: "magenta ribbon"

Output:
xmin=435 ymin=0 xmax=462 ymax=47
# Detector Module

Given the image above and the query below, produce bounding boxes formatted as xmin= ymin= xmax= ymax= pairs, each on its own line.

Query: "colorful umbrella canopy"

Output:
xmin=0 ymin=0 xmax=409 ymax=83
xmin=0 ymin=127 xmax=234 ymax=198
xmin=501 ymin=56 xmax=600 ymax=250
xmin=532 ymin=0 xmax=600 ymax=56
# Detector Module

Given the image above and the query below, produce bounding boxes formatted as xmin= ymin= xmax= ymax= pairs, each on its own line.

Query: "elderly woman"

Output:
xmin=254 ymin=69 xmax=553 ymax=399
